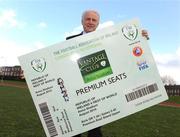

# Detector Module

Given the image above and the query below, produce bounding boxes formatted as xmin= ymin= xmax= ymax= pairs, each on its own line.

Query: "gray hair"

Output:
xmin=82 ymin=10 xmax=100 ymax=22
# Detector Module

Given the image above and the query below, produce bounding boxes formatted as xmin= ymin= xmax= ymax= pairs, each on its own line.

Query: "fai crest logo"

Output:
xmin=122 ymin=24 xmax=138 ymax=40
xmin=31 ymin=58 xmax=46 ymax=72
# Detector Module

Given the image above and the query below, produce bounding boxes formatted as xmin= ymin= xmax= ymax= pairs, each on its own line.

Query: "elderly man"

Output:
xmin=66 ymin=10 xmax=149 ymax=40
xmin=66 ymin=10 xmax=149 ymax=137
xmin=66 ymin=10 xmax=100 ymax=40
xmin=66 ymin=10 xmax=102 ymax=137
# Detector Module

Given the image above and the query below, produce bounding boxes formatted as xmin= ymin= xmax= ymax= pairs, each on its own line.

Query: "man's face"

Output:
xmin=82 ymin=12 xmax=99 ymax=33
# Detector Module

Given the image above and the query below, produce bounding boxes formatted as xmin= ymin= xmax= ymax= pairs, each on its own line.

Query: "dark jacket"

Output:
xmin=66 ymin=32 xmax=83 ymax=40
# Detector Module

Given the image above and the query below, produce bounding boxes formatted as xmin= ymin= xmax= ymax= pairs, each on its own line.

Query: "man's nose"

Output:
xmin=88 ymin=19 xmax=94 ymax=23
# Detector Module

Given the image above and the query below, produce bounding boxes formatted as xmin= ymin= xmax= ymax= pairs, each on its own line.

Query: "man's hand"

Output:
xmin=142 ymin=30 xmax=149 ymax=40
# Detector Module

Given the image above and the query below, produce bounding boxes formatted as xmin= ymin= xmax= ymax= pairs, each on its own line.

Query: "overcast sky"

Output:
xmin=0 ymin=0 xmax=180 ymax=83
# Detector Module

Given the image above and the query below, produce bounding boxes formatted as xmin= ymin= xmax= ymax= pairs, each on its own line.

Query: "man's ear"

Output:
xmin=97 ymin=22 xmax=99 ymax=27
xmin=81 ymin=19 xmax=83 ymax=25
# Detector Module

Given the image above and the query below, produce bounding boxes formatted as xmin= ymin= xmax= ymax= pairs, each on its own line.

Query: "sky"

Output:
xmin=0 ymin=0 xmax=180 ymax=83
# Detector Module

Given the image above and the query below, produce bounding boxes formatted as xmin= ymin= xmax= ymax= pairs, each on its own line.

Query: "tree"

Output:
xmin=161 ymin=75 xmax=176 ymax=85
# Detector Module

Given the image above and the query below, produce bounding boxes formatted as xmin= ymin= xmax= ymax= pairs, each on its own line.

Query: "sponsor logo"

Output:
xmin=122 ymin=24 xmax=138 ymax=41
xmin=57 ymin=78 xmax=69 ymax=102
xmin=133 ymin=46 xmax=143 ymax=57
xmin=77 ymin=50 xmax=113 ymax=83
xmin=137 ymin=60 xmax=149 ymax=71
xmin=31 ymin=58 xmax=46 ymax=72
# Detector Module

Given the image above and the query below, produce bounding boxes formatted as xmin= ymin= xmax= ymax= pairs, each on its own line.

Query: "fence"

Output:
xmin=165 ymin=85 xmax=180 ymax=96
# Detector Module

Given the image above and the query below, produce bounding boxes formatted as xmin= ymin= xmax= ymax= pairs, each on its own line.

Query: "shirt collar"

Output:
xmin=82 ymin=31 xmax=87 ymax=35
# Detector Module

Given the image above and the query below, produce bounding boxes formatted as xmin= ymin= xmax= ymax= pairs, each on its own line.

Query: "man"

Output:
xmin=66 ymin=10 xmax=100 ymax=40
xmin=66 ymin=10 xmax=102 ymax=137
xmin=66 ymin=10 xmax=149 ymax=40
xmin=66 ymin=10 xmax=149 ymax=137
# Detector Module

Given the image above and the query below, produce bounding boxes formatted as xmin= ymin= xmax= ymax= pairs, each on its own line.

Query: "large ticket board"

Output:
xmin=19 ymin=19 xmax=168 ymax=137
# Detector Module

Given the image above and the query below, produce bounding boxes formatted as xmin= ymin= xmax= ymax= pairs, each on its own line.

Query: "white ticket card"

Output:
xmin=19 ymin=19 xmax=168 ymax=137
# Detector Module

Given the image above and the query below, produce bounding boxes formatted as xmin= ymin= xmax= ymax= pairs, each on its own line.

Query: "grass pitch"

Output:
xmin=0 ymin=81 xmax=180 ymax=137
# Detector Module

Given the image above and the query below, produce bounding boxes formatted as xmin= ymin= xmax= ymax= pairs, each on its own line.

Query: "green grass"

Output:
xmin=0 ymin=86 xmax=46 ymax=137
xmin=102 ymin=106 xmax=180 ymax=137
xmin=0 ymin=81 xmax=180 ymax=137
xmin=1 ymin=80 xmax=26 ymax=84
xmin=164 ymin=96 xmax=180 ymax=104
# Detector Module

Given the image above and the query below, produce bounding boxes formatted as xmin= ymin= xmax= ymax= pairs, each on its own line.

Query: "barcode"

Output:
xmin=39 ymin=102 xmax=58 ymax=137
xmin=125 ymin=83 xmax=158 ymax=102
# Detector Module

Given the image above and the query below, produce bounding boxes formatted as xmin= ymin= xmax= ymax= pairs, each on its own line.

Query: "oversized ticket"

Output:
xmin=19 ymin=19 xmax=168 ymax=137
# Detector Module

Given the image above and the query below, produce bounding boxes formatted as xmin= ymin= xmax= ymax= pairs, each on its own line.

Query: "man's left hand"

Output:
xmin=142 ymin=30 xmax=149 ymax=40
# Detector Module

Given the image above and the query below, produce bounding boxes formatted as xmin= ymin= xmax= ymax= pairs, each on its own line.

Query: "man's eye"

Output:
xmin=86 ymin=18 xmax=91 ymax=21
